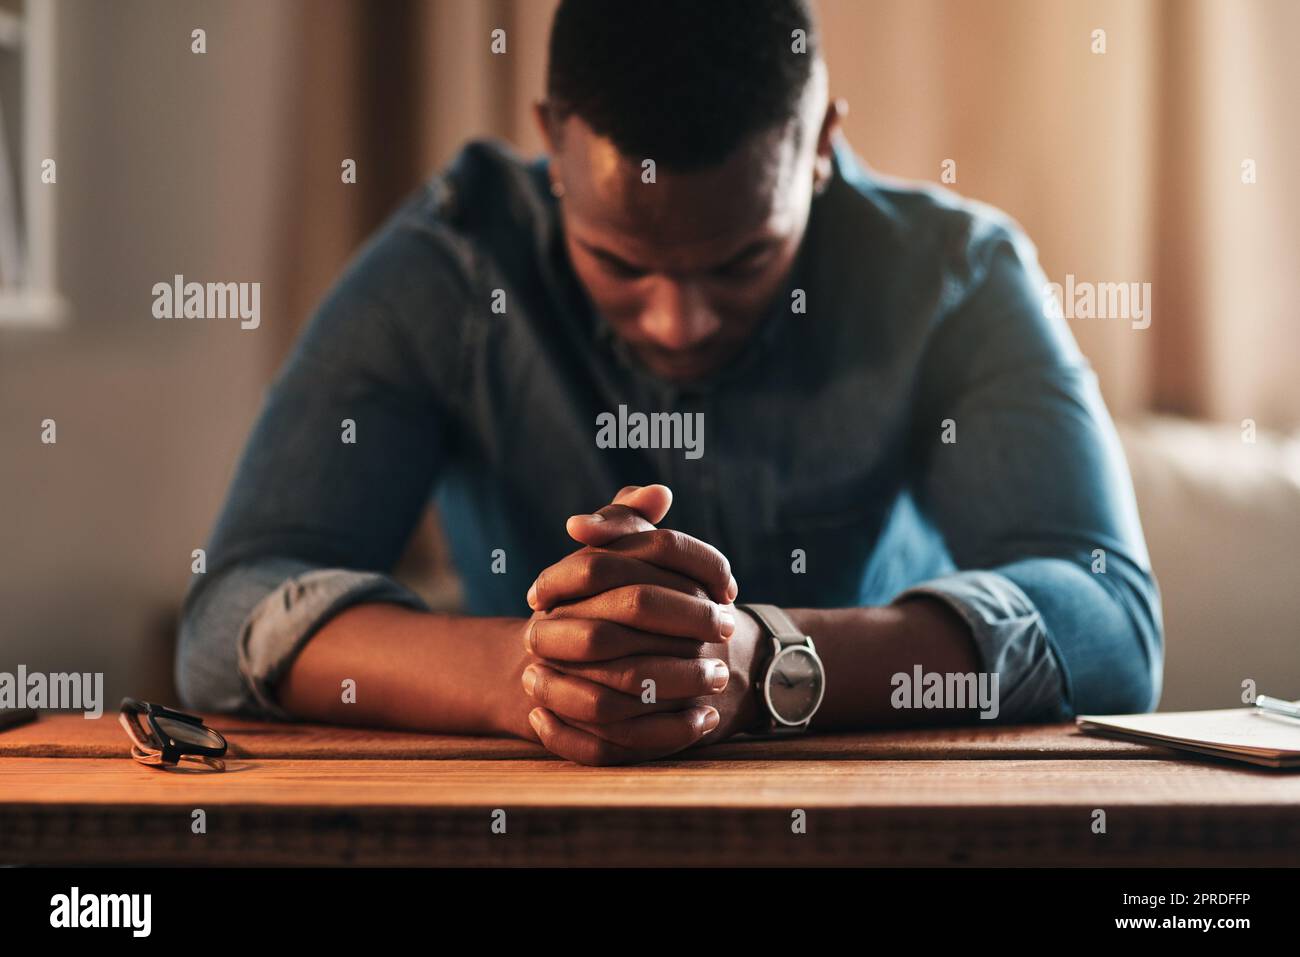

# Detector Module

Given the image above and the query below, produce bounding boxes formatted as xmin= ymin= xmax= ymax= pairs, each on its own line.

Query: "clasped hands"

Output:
xmin=510 ymin=484 xmax=764 ymax=765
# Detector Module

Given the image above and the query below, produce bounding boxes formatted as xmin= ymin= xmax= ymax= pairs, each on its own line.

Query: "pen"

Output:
xmin=1254 ymin=695 xmax=1300 ymax=719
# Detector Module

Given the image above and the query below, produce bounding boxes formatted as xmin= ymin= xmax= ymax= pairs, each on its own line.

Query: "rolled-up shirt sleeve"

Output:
xmin=176 ymin=185 xmax=471 ymax=718
xmin=894 ymin=570 xmax=1070 ymax=723
xmin=179 ymin=560 xmax=429 ymax=719
xmin=897 ymin=212 xmax=1163 ymax=723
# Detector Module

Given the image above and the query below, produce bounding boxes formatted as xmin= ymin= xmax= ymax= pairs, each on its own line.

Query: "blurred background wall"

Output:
xmin=2 ymin=0 xmax=1296 ymax=712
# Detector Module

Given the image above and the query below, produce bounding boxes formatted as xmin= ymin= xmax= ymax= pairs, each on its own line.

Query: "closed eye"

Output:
xmin=580 ymin=242 xmax=648 ymax=280
xmin=713 ymin=255 xmax=772 ymax=279
xmin=600 ymin=256 xmax=647 ymax=280
xmin=711 ymin=241 xmax=779 ymax=280
xmin=577 ymin=237 xmax=779 ymax=281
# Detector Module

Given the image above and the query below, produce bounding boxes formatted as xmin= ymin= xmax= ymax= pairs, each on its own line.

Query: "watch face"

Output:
xmin=766 ymin=646 xmax=825 ymax=725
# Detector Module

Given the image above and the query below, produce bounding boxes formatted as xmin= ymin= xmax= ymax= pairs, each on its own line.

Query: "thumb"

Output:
xmin=611 ymin=484 xmax=672 ymax=524
xmin=566 ymin=484 xmax=673 ymax=547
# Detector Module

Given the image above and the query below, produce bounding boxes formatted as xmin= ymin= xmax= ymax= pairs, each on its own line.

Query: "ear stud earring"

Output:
xmin=813 ymin=157 xmax=832 ymax=196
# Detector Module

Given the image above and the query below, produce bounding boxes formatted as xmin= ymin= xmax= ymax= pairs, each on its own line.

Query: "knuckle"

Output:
xmin=588 ymin=688 xmax=624 ymax=723
xmin=694 ymin=543 xmax=729 ymax=592
xmin=613 ymin=662 xmax=641 ymax=692
xmin=573 ymin=553 xmax=599 ymax=592
xmin=694 ymin=546 xmax=731 ymax=593
xmin=648 ymin=528 xmax=684 ymax=562
xmin=581 ymin=619 xmax=613 ymax=658
xmin=646 ymin=530 xmax=730 ymax=594
xmin=624 ymin=584 xmax=651 ymax=616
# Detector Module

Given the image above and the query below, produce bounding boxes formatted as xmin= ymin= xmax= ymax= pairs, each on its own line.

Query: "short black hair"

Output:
xmin=546 ymin=0 xmax=819 ymax=171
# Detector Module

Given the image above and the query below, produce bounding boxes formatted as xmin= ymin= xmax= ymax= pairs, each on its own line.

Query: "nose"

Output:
xmin=638 ymin=277 xmax=721 ymax=351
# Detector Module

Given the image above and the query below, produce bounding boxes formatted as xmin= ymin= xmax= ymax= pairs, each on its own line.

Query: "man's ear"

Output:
xmin=532 ymin=100 xmax=557 ymax=154
xmin=532 ymin=100 xmax=566 ymax=198
xmin=812 ymin=97 xmax=847 ymax=195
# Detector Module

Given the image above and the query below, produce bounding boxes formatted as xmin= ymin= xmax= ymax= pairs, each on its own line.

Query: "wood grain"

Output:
xmin=4 ymin=755 xmax=1298 ymax=807
xmin=0 ymin=713 xmax=1168 ymax=761
xmin=7 ymin=714 xmax=1293 ymax=865
xmin=3 ymin=756 xmax=1298 ymax=866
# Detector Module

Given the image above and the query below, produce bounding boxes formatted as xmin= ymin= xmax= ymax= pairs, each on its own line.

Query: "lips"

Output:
xmin=650 ymin=353 xmax=720 ymax=380
xmin=640 ymin=343 xmax=731 ymax=380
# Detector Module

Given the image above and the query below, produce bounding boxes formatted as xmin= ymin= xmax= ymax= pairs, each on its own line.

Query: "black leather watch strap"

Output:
xmin=738 ymin=603 xmax=804 ymax=645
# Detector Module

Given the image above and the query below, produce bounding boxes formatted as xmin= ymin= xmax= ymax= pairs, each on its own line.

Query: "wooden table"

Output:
xmin=3 ymin=713 xmax=1298 ymax=866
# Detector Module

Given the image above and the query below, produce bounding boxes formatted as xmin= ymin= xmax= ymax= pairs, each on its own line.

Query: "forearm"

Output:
xmin=276 ymin=604 xmax=533 ymax=738
xmin=780 ymin=598 xmax=982 ymax=730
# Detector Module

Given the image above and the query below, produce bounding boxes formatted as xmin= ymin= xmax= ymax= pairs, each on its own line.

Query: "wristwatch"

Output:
xmin=739 ymin=603 xmax=826 ymax=735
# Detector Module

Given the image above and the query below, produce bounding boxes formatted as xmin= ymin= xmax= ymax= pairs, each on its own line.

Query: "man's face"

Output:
xmin=546 ymin=113 xmax=822 ymax=383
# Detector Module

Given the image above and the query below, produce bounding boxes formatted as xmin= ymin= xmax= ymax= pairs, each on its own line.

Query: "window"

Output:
xmin=0 ymin=0 xmax=63 ymax=326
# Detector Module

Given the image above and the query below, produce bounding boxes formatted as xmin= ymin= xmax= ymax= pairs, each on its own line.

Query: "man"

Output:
xmin=177 ymin=0 xmax=1162 ymax=765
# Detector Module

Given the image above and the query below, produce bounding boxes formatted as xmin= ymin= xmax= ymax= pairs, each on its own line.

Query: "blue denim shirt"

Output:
xmin=176 ymin=137 xmax=1163 ymax=724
